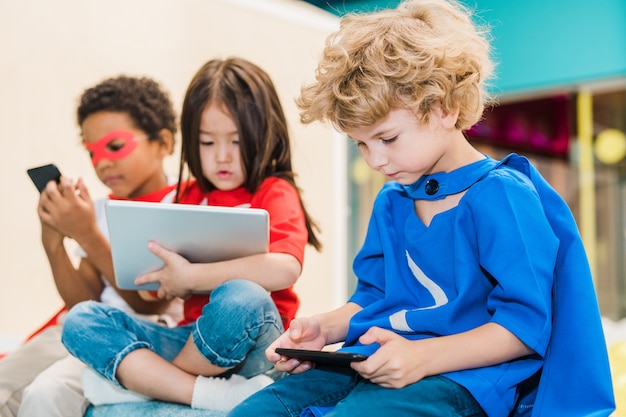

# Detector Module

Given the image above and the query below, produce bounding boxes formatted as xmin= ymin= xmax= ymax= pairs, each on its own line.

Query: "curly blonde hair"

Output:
xmin=297 ymin=0 xmax=495 ymax=132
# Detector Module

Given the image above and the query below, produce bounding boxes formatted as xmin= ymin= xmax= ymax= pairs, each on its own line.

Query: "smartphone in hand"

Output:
xmin=27 ymin=164 xmax=62 ymax=193
xmin=275 ymin=348 xmax=368 ymax=367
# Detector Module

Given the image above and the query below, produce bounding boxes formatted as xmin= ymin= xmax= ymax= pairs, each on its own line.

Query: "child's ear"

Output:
xmin=158 ymin=129 xmax=175 ymax=156
xmin=440 ymin=105 xmax=460 ymax=129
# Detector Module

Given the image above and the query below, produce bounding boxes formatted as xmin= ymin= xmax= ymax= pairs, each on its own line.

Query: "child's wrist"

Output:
xmin=188 ymin=263 xmax=209 ymax=293
xmin=43 ymin=237 xmax=65 ymax=255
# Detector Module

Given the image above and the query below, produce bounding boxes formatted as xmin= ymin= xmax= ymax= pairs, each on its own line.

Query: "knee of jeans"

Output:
xmin=64 ymin=301 xmax=108 ymax=326
xmin=193 ymin=281 xmax=281 ymax=368
xmin=213 ymin=279 xmax=266 ymax=299
xmin=61 ymin=301 xmax=109 ymax=349
xmin=207 ymin=280 xmax=275 ymax=315
xmin=197 ymin=280 xmax=281 ymax=340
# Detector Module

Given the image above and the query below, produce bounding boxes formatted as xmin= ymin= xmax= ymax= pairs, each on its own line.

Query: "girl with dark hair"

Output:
xmin=62 ymin=57 xmax=321 ymax=412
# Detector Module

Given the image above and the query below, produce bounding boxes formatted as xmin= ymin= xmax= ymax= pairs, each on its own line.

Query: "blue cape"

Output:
xmin=500 ymin=154 xmax=614 ymax=416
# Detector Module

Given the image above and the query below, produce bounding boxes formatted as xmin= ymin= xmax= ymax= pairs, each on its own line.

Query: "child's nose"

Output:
xmin=368 ymin=150 xmax=388 ymax=169
xmin=94 ymin=157 xmax=114 ymax=169
xmin=216 ymin=144 xmax=232 ymax=162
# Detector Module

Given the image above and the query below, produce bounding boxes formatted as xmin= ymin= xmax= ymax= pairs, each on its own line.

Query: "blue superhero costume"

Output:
xmin=305 ymin=154 xmax=613 ymax=417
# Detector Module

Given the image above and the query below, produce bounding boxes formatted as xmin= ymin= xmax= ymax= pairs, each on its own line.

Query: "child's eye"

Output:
xmin=381 ymin=136 xmax=398 ymax=144
xmin=105 ymin=140 xmax=127 ymax=152
xmin=199 ymin=140 xmax=214 ymax=146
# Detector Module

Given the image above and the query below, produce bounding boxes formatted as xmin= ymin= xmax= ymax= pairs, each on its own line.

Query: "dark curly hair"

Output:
xmin=77 ymin=75 xmax=177 ymax=143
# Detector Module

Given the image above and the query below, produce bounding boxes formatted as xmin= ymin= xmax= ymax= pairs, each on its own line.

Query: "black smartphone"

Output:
xmin=275 ymin=348 xmax=368 ymax=367
xmin=27 ymin=164 xmax=62 ymax=193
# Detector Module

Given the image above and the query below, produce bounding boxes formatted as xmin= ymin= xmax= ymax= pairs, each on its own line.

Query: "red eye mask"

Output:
xmin=84 ymin=130 xmax=140 ymax=166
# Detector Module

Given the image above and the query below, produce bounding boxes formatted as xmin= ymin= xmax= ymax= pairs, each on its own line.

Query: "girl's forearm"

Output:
xmin=189 ymin=252 xmax=302 ymax=292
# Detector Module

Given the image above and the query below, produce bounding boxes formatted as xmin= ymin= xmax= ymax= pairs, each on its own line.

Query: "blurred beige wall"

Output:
xmin=0 ymin=0 xmax=348 ymax=339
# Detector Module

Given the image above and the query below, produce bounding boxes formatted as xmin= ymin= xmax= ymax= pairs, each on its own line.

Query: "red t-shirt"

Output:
xmin=108 ymin=183 xmax=178 ymax=203
xmin=177 ymin=177 xmax=308 ymax=328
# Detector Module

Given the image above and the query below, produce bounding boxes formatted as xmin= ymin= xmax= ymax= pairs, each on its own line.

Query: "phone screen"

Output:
xmin=275 ymin=348 xmax=368 ymax=367
xmin=27 ymin=164 xmax=62 ymax=193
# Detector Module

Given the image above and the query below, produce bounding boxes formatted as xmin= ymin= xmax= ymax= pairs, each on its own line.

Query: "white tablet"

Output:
xmin=105 ymin=200 xmax=269 ymax=291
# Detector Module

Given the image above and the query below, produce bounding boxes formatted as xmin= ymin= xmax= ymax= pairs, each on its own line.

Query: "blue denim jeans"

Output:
xmin=61 ymin=280 xmax=283 ymax=388
xmin=227 ymin=368 xmax=486 ymax=417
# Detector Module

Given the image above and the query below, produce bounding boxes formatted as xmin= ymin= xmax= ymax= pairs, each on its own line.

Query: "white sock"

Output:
xmin=82 ymin=367 xmax=152 ymax=406
xmin=191 ymin=373 xmax=273 ymax=411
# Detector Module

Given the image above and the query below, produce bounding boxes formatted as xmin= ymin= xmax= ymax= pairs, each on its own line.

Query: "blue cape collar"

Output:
xmin=403 ymin=156 xmax=498 ymax=200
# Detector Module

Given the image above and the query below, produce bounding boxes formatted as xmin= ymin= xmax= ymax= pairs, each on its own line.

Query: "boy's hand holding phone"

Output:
xmin=27 ymin=163 xmax=62 ymax=193
xmin=28 ymin=165 xmax=95 ymax=242
xmin=267 ymin=317 xmax=328 ymax=373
